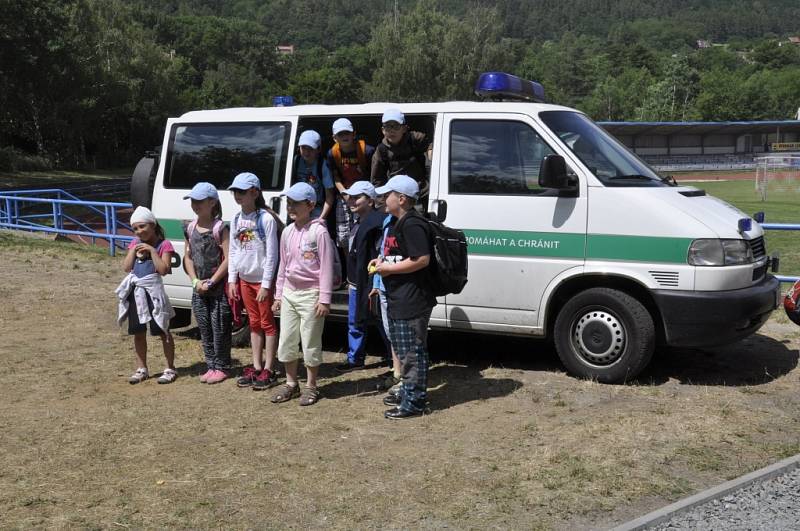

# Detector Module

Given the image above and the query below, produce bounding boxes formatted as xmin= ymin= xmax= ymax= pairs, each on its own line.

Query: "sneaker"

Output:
xmin=383 ymin=394 xmax=401 ymax=407
xmin=157 ymin=368 xmax=178 ymax=384
xmin=252 ymin=369 xmax=279 ymax=391
xmin=335 ymin=362 xmax=366 ymax=373
xmin=128 ymin=367 xmax=148 ymax=384
xmin=199 ymin=369 xmax=214 ymax=383
xmin=376 ymin=373 xmax=400 ymax=392
xmin=237 ymin=366 xmax=257 ymax=388
xmin=205 ymin=369 xmax=228 ymax=385
xmin=388 ymin=382 xmax=402 ymax=397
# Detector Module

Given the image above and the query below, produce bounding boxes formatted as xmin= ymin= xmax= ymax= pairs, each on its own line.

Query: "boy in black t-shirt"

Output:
xmin=370 ymin=175 xmax=435 ymax=419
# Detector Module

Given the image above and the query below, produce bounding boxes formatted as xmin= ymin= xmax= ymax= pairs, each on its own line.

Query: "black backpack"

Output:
xmin=396 ymin=211 xmax=469 ymax=297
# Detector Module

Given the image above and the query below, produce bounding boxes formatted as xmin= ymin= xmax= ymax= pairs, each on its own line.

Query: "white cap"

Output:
xmin=382 ymin=108 xmax=405 ymax=124
xmin=130 ymin=206 xmax=156 ymax=225
xmin=283 ymin=182 xmax=317 ymax=203
xmin=332 ymin=118 xmax=354 ymax=136
xmin=374 ymin=175 xmax=418 ymax=199
xmin=342 ymin=180 xmax=377 ymax=199
xmin=298 ymin=130 xmax=321 ymax=149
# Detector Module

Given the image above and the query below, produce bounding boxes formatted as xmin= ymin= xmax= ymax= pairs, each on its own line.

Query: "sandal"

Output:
xmin=270 ymin=383 xmax=300 ymax=403
xmin=299 ymin=386 xmax=320 ymax=406
xmin=128 ymin=367 xmax=149 ymax=384
xmin=157 ymin=368 xmax=178 ymax=384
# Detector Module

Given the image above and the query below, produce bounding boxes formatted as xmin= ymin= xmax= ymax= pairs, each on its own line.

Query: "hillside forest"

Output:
xmin=3 ymin=0 xmax=800 ymax=170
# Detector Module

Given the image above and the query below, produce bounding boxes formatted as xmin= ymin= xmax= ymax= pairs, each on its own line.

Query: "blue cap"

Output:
xmin=228 ymin=172 xmax=261 ymax=191
xmin=183 ymin=182 xmax=219 ymax=200
xmin=332 ymin=118 xmax=354 ymax=136
xmin=374 ymin=175 xmax=418 ymax=199
xmin=382 ymin=108 xmax=405 ymax=125
xmin=342 ymin=180 xmax=377 ymax=199
xmin=283 ymin=182 xmax=317 ymax=203
xmin=298 ymin=130 xmax=321 ymax=149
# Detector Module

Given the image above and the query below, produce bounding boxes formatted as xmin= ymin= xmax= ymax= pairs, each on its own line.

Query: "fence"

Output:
xmin=0 ymin=188 xmax=133 ymax=256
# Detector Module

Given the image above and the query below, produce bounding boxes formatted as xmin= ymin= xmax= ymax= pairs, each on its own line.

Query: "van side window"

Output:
xmin=165 ymin=122 xmax=291 ymax=190
xmin=449 ymin=120 xmax=555 ymax=195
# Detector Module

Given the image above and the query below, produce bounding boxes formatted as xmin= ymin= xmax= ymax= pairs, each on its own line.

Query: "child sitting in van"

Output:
xmin=370 ymin=109 xmax=431 ymax=199
xmin=294 ymin=130 xmax=335 ymax=221
xmin=116 ymin=206 xmax=177 ymax=384
xmin=369 ymin=175 xmax=436 ymax=419
xmin=327 ymin=118 xmax=375 ymax=250
xmin=270 ymin=182 xmax=335 ymax=406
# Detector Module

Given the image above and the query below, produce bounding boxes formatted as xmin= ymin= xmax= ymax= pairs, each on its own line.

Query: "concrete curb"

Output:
xmin=610 ymin=453 xmax=800 ymax=531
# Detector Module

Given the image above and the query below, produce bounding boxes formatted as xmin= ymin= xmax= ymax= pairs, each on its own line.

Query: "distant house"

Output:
xmin=276 ymin=45 xmax=295 ymax=55
xmin=696 ymin=39 xmax=711 ymax=49
xmin=789 ymin=36 xmax=800 ymax=46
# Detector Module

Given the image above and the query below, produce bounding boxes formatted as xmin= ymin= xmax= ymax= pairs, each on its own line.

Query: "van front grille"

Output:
xmin=749 ymin=236 xmax=766 ymax=260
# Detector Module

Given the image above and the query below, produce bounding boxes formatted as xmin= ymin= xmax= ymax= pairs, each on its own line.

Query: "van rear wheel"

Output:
xmin=553 ymin=287 xmax=655 ymax=384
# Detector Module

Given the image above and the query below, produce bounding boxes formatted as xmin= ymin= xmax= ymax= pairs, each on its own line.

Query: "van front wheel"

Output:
xmin=553 ymin=288 xmax=655 ymax=384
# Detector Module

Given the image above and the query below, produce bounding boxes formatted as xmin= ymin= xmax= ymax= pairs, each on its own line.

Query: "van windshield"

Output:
xmin=164 ymin=122 xmax=291 ymax=190
xmin=539 ymin=111 xmax=668 ymax=187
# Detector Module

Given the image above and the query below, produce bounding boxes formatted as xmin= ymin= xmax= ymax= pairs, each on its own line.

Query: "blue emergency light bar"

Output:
xmin=272 ymin=96 xmax=295 ymax=107
xmin=475 ymin=72 xmax=546 ymax=103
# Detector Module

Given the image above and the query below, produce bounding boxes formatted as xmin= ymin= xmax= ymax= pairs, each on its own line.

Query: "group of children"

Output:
xmin=116 ymin=109 xmax=435 ymax=418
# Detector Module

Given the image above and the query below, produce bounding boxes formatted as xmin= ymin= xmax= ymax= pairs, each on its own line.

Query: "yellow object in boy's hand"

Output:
xmin=368 ymin=264 xmax=378 ymax=274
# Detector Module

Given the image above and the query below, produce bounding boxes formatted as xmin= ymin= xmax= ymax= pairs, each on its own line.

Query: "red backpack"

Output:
xmin=783 ymin=279 xmax=800 ymax=325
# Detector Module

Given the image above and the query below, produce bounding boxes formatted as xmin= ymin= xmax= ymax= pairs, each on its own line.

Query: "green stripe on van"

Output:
xmin=160 ymin=219 xmax=691 ymax=264
xmin=463 ymin=229 xmax=585 ymax=258
xmin=586 ymin=234 xmax=691 ymax=263
xmin=463 ymin=229 xmax=691 ymax=263
xmin=160 ymin=218 xmax=186 ymax=240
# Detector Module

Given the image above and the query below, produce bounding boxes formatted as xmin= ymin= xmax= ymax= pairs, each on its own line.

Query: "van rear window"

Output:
xmin=164 ymin=123 xmax=291 ymax=190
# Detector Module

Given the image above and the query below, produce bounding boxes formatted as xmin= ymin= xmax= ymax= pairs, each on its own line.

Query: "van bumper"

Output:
xmin=653 ymin=275 xmax=781 ymax=348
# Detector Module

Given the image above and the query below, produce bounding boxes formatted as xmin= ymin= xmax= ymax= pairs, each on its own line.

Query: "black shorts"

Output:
xmin=127 ymin=291 xmax=165 ymax=336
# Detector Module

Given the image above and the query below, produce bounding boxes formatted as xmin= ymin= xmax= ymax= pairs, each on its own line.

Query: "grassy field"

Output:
xmin=1 ymin=228 xmax=799 ymax=530
xmin=684 ymin=179 xmax=800 ymax=277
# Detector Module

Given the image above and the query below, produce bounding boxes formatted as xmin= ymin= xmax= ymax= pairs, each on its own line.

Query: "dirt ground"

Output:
xmin=1 ymin=231 xmax=799 ymax=530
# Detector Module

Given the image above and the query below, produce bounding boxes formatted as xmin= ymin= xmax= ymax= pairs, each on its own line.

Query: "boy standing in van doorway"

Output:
xmin=293 ymin=130 xmax=335 ymax=221
xmin=369 ymin=175 xmax=436 ymax=419
xmin=327 ymin=118 xmax=375 ymax=251
xmin=371 ymin=109 xmax=431 ymax=203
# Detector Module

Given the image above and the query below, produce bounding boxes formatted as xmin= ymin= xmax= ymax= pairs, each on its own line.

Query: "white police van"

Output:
xmin=131 ymin=72 xmax=780 ymax=384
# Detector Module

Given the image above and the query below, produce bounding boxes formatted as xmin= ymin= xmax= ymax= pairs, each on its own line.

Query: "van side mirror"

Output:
xmin=539 ymin=155 xmax=574 ymax=190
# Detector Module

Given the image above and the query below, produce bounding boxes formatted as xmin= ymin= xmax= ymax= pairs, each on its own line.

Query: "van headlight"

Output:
xmin=688 ymin=239 xmax=754 ymax=266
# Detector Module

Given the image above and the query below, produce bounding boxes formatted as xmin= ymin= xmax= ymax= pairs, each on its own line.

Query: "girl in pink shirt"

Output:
xmin=271 ymin=182 xmax=334 ymax=406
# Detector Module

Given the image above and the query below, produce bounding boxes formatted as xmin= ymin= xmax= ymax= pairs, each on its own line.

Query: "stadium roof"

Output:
xmin=598 ymin=120 xmax=800 ymax=136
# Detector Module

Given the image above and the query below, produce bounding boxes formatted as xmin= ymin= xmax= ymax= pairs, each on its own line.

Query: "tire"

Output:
xmin=231 ymin=313 xmax=251 ymax=347
xmin=130 ymin=156 xmax=156 ymax=208
xmin=169 ymin=308 xmax=192 ymax=329
xmin=553 ymin=287 xmax=655 ymax=384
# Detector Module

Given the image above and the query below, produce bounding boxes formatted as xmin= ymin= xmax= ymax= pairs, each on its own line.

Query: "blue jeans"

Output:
xmin=347 ymin=286 xmax=391 ymax=365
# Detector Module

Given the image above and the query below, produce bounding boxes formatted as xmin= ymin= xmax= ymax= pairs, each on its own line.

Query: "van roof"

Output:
xmin=178 ymin=101 xmax=576 ymax=121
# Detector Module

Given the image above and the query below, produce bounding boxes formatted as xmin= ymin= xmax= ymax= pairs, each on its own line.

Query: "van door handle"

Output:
xmin=271 ymin=196 xmax=281 ymax=213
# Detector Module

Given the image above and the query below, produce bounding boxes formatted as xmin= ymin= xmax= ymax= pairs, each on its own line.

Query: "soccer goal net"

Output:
xmin=755 ymin=155 xmax=800 ymax=201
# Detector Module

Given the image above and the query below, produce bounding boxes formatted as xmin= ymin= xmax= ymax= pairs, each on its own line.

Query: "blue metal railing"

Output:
xmin=0 ymin=189 xmax=133 ymax=256
xmin=760 ymin=222 xmax=800 ymax=283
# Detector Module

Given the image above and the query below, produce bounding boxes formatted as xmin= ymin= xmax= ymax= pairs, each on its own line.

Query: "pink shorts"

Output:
xmin=239 ymin=280 xmax=277 ymax=336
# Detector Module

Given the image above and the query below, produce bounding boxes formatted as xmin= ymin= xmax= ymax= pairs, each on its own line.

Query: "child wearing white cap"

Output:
xmin=115 ymin=206 xmax=177 ymax=384
xmin=326 ymin=118 xmax=376 ymax=250
xmin=293 ymin=130 xmax=335 ymax=220
xmin=370 ymin=108 xmax=431 ymax=198
xmin=182 ymin=182 xmax=232 ymax=384
xmin=270 ymin=182 xmax=335 ymax=406
xmin=368 ymin=175 xmax=436 ymax=419
xmin=227 ymin=172 xmax=281 ymax=390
